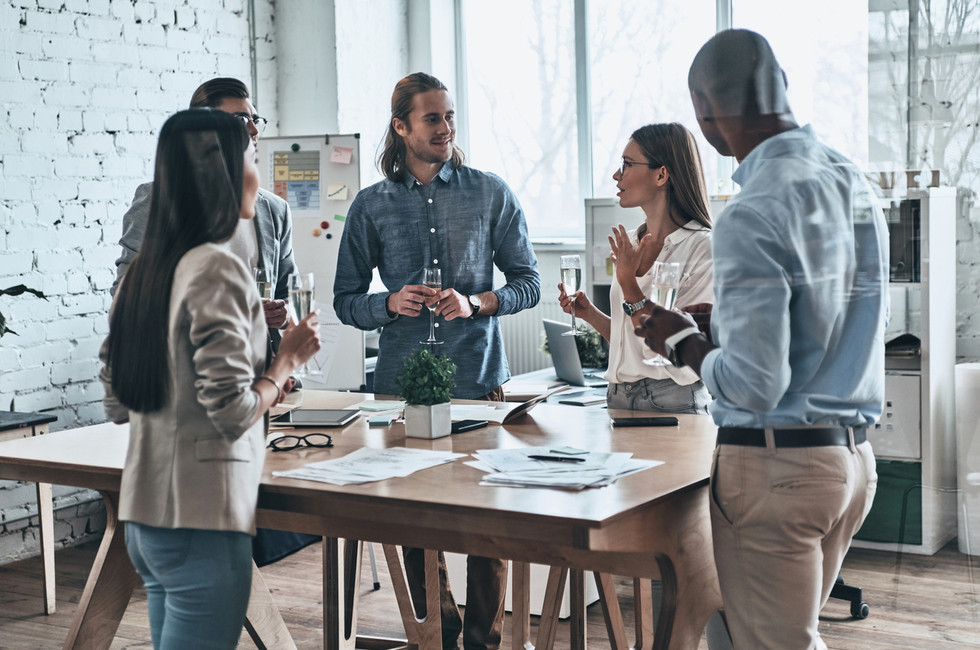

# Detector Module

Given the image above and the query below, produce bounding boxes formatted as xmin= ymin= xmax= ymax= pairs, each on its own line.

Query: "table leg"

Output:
xmin=381 ymin=544 xmax=444 ymax=650
xmin=323 ymin=538 xmax=362 ymax=650
xmin=243 ymin=560 xmax=298 ymax=650
xmin=511 ymin=561 xmax=532 ymax=650
xmin=37 ymin=480 xmax=56 ymax=614
xmin=534 ymin=565 xmax=567 ymax=650
xmin=594 ymin=572 xmax=629 ymax=650
xmin=63 ymin=491 xmax=139 ymax=650
xmin=569 ymin=569 xmax=587 ymax=650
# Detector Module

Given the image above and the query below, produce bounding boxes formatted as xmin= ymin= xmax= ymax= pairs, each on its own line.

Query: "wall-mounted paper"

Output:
xmin=330 ymin=146 xmax=353 ymax=164
xmin=327 ymin=183 xmax=348 ymax=200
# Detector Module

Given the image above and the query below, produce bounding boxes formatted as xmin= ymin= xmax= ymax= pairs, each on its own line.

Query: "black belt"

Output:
xmin=717 ymin=426 xmax=867 ymax=448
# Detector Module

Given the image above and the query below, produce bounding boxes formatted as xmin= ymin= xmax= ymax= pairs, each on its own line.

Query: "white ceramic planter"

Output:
xmin=404 ymin=403 xmax=452 ymax=439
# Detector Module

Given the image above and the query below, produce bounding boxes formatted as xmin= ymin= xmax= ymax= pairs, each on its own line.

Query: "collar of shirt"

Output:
xmin=732 ymin=124 xmax=815 ymax=187
xmin=400 ymin=160 xmax=456 ymax=189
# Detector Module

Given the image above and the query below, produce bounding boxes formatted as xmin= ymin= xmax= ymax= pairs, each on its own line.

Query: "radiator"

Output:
xmin=501 ymin=300 xmax=568 ymax=376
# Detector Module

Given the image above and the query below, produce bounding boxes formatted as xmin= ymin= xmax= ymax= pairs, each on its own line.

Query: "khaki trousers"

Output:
xmin=710 ymin=436 xmax=877 ymax=649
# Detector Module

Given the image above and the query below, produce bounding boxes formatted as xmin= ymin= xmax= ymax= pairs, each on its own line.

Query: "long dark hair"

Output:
xmin=631 ymin=123 xmax=712 ymax=234
xmin=378 ymin=72 xmax=465 ymax=182
xmin=107 ymin=109 xmax=250 ymax=412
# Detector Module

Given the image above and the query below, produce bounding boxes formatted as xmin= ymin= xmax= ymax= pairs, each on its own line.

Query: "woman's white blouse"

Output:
xmin=606 ymin=222 xmax=713 ymax=386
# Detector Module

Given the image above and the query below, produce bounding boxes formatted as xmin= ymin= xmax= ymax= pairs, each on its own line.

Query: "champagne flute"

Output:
xmin=421 ymin=267 xmax=443 ymax=346
xmin=643 ymin=261 xmax=681 ymax=366
xmin=560 ymin=255 xmax=583 ymax=336
xmin=253 ymin=267 xmax=273 ymax=300
xmin=287 ymin=272 xmax=320 ymax=377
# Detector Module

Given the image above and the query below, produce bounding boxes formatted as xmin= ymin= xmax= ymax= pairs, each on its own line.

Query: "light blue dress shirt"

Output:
xmin=334 ymin=162 xmax=540 ymax=398
xmin=701 ymin=125 xmax=889 ymax=428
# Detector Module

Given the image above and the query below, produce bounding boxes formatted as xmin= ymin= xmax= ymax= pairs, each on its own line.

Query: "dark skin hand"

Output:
xmin=634 ymin=303 xmax=717 ymax=377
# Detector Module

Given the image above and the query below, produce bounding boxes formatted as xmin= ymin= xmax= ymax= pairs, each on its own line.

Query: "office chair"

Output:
xmin=829 ymin=574 xmax=869 ymax=619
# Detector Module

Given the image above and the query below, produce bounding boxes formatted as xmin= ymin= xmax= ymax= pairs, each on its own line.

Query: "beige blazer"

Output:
xmin=101 ymin=243 xmax=268 ymax=535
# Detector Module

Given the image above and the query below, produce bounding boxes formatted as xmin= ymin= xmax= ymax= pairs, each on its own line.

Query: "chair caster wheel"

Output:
xmin=851 ymin=601 xmax=869 ymax=619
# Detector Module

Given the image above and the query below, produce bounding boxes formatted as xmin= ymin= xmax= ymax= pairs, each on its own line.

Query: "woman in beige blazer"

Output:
xmin=100 ymin=109 xmax=319 ymax=649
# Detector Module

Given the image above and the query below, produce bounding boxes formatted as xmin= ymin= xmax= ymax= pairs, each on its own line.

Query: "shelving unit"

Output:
xmin=853 ymin=186 xmax=958 ymax=555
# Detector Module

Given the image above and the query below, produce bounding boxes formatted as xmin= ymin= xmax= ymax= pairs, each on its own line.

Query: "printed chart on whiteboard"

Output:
xmin=272 ymin=150 xmax=321 ymax=211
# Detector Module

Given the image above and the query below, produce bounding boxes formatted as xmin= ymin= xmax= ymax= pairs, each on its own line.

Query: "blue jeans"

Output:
xmin=125 ymin=522 xmax=253 ymax=649
xmin=606 ymin=377 xmax=711 ymax=414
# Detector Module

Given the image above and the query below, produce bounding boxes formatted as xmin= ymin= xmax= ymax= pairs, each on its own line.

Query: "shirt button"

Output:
xmin=427 ymin=198 xmax=433 ymax=204
xmin=430 ymin=227 xmax=436 ymax=233
xmin=433 ymin=259 xmax=438 ymax=264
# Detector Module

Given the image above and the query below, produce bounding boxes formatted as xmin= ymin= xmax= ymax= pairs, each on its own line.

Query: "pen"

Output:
xmin=528 ymin=455 xmax=586 ymax=463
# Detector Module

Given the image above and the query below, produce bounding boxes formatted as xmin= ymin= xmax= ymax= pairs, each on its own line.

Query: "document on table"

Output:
xmin=468 ymin=446 xmax=662 ymax=490
xmin=273 ymin=447 xmax=465 ymax=486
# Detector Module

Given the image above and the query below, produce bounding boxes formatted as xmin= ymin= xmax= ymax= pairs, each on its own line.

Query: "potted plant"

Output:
xmin=395 ymin=347 xmax=457 ymax=439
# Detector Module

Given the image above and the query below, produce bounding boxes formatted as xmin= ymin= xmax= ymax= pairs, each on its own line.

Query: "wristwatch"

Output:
xmin=622 ymin=298 xmax=648 ymax=317
xmin=467 ymin=294 xmax=482 ymax=319
xmin=664 ymin=326 xmax=701 ymax=367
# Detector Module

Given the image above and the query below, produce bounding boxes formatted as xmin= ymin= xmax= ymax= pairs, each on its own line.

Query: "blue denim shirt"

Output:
xmin=701 ymin=126 xmax=889 ymax=427
xmin=334 ymin=162 xmax=540 ymax=398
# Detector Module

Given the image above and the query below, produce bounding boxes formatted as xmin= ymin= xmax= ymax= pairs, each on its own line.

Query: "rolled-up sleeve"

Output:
xmin=489 ymin=180 xmax=540 ymax=315
xmin=185 ymin=257 xmax=263 ymax=438
xmin=333 ymin=194 xmax=398 ymax=330
xmin=701 ymin=207 xmax=793 ymax=413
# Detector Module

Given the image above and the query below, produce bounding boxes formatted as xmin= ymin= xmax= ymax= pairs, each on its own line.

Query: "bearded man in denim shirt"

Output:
xmin=334 ymin=72 xmax=540 ymax=650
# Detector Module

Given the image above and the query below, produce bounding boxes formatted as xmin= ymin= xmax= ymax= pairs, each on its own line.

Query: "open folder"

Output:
xmin=490 ymin=385 xmax=571 ymax=424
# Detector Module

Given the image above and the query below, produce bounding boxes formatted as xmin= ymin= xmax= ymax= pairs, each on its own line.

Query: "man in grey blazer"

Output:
xmin=112 ymin=78 xmax=296 ymax=352
xmin=112 ymin=77 xmax=314 ymax=566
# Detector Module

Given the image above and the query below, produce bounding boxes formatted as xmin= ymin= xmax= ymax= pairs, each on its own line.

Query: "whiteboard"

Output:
xmin=256 ymin=134 xmax=365 ymax=390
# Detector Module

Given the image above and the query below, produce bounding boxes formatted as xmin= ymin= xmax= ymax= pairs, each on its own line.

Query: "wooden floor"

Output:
xmin=0 ymin=538 xmax=978 ymax=649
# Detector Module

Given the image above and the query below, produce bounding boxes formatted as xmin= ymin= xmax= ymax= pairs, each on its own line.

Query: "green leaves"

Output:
xmin=1 ymin=285 xmax=48 ymax=339
xmin=395 ymin=348 xmax=457 ymax=406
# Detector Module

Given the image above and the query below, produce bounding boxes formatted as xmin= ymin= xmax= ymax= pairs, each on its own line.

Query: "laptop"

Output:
xmin=542 ymin=319 xmax=608 ymax=387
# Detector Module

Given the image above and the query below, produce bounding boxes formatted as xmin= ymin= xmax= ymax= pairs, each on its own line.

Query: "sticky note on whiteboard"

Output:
xmin=330 ymin=146 xmax=353 ymax=164
xmin=326 ymin=183 xmax=348 ymax=200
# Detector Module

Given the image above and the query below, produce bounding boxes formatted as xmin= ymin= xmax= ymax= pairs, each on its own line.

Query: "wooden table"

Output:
xmin=0 ymin=410 xmax=58 ymax=614
xmin=0 ymin=391 xmax=722 ymax=650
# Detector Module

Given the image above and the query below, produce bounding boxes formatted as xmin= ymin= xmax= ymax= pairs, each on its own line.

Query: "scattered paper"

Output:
xmin=273 ymin=447 xmax=465 ymax=486
xmin=471 ymin=447 xmax=662 ymax=490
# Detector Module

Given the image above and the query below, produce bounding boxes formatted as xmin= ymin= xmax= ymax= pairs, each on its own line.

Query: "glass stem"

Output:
xmin=570 ymin=303 xmax=577 ymax=331
xmin=429 ymin=311 xmax=436 ymax=341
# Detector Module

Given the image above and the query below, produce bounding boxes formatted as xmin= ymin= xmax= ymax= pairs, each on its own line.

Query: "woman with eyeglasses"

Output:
xmin=99 ymin=109 xmax=320 ymax=649
xmin=558 ymin=122 xmax=713 ymax=414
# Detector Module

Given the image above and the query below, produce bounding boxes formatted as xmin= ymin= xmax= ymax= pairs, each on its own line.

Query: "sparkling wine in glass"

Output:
xmin=421 ymin=267 xmax=443 ymax=346
xmin=253 ymin=267 xmax=273 ymax=300
xmin=643 ymin=261 xmax=681 ymax=366
xmin=287 ymin=272 xmax=320 ymax=377
xmin=560 ymin=255 xmax=583 ymax=337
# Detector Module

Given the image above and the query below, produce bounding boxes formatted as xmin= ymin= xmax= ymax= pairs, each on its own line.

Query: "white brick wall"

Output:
xmin=0 ymin=0 xmax=273 ymax=563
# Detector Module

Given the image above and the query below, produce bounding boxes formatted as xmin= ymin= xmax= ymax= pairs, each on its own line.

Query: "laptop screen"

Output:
xmin=542 ymin=319 xmax=607 ymax=387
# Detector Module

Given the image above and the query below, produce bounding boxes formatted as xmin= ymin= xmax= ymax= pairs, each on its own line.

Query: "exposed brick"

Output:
xmin=66 ymin=380 xmax=104 ymax=405
xmin=19 ymin=341 xmax=73 ymax=368
xmin=51 ymin=359 xmax=101 ymax=385
xmin=10 ymin=389 xmax=63 ymax=413
xmin=45 ymin=316 xmax=96 ymax=343
xmin=0 ymin=367 xmax=51 ymax=393
xmin=75 ymin=15 xmax=123 ymax=41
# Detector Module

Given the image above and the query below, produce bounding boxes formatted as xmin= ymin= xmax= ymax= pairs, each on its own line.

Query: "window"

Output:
xmin=462 ymin=0 xmax=579 ymax=240
xmin=589 ymin=1 xmax=717 ymax=200
xmin=459 ymin=0 xmax=871 ymax=239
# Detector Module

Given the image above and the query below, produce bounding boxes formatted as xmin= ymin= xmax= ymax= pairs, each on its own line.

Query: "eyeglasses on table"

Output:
xmin=268 ymin=433 xmax=333 ymax=452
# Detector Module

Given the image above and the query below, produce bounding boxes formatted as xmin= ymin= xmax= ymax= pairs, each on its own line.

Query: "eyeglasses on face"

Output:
xmin=268 ymin=433 xmax=333 ymax=452
xmin=233 ymin=112 xmax=269 ymax=134
xmin=619 ymin=158 xmax=663 ymax=176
